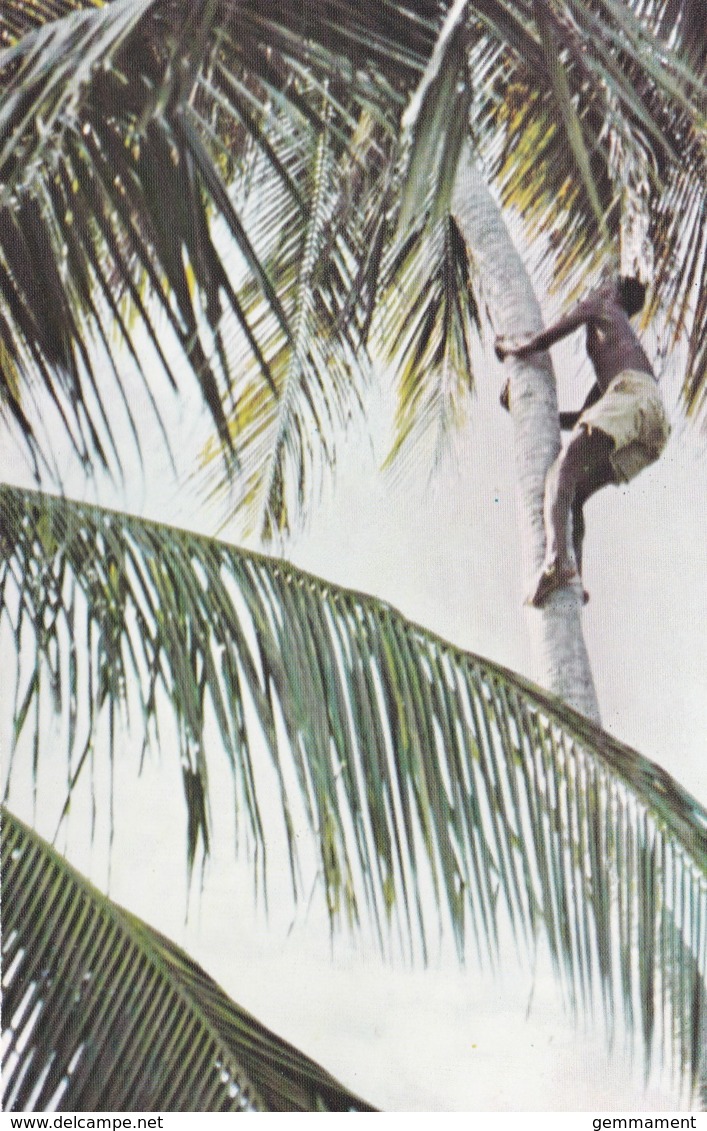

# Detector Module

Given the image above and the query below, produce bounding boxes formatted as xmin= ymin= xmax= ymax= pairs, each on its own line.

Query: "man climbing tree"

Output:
xmin=495 ymin=275 xmax=670 ymax=607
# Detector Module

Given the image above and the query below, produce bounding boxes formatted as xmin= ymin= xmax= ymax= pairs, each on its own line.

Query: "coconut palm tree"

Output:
xmin=3 ymin=0 xmax=703 ymax=716
xmin=1 ymin=0 xmax=706 ymax=1111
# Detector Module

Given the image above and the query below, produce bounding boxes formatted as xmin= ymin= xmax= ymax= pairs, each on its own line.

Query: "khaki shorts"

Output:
xmin=577 ymin=369 xmax=670 ymax=483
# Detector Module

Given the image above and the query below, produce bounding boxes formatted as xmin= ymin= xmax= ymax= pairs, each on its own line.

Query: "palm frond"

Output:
xmin=392 ymin=0 xmax=706 ymax=423
xmin=356 ymin=0 xmax=705 ymax=471
xmin=485 ymin=0 xmax=707 ymax=398
xmin=0 ymin=0 xmax=437 ymax=479
xmin=3 ymin=0 xmax=706 ymax=499
xmin=1 ymin=0 xmax=242 ymax=472
xmin=2 ymin=484 xmax=706 ymax=1096
xmin=376 ymin=214 xmax=480 ymax=468
xmin=649 ymin=161 xmax=707 ymax=421
xmin=200 ymin=98 xmax=371 ymax=539
xmin=532 ymin=0 xmax=609 ymax=239
xmin=402 ymin=0 xmax=701 ymax=249
xmin=0 ymin=0 xmax=102 ymax=45
xmin=396 ymin=0 xmax=473 ymax=234
xmin=1 ymin=807 xmax=376 ymax=1112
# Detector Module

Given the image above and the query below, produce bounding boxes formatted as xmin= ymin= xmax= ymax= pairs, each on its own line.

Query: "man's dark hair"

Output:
xmin=618 ymin=275 xmax=647 ymax=317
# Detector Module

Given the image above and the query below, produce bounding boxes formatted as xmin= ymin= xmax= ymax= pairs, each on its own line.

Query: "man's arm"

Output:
xmin=559 ymin=382 xmax=601 ymax=429
xmin=495 ymin=295 xmax=598 ymax=360
xmin=500 ymin=379 xmax=601 ymax=420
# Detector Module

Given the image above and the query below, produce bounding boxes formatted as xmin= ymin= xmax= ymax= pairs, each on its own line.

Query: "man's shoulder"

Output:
xmin=588 ymin=279 xmax=621 ymax=310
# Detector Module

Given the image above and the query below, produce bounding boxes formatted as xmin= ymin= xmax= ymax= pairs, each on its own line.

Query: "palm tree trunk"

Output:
xmin=452 ymin=148 xmax=601 ymax=723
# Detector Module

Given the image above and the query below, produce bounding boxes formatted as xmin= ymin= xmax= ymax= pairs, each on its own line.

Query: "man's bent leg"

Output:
xmin=571 ymin=457 xmax=617 ymax=589
xmin=526 ymin=427 xmax=615 ymax=607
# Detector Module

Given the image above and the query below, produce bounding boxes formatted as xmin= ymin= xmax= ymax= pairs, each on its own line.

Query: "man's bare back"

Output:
xmin=496 ymin=277 xmax=653 ymax=392
xmin=495 ymin=276 xmax=669 ymax=607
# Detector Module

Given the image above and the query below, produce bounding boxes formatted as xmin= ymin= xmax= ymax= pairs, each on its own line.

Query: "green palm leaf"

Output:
xmin=2 ymin=484 xmax=706 ymax=1096
xmin=377 ymin=213 xmax=480 ymax=467
xmin=393 ymin=0 xmax=706 ymax=425
xmin=0 ymin=1 xmax=102 ymax=43
xmin=1 ymin=807 xmax=376 ymax=1112
xmin=3 ymin=0 xmax=706 ymax=512
xmin=0 ymin=0 xmax=436 ymax=478
xmin=200 ymin=98 xmax=371 ymax=538
xmin=485 ymin=0 xmax=707 ymax=416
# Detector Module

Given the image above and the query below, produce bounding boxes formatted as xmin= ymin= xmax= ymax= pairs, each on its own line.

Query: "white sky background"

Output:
xmin=1 ymin=232 xmax=706 ymax=1112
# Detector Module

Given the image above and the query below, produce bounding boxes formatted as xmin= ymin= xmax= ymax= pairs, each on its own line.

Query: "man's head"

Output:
xmin=617 ymin=275 xmax=647 ymax=317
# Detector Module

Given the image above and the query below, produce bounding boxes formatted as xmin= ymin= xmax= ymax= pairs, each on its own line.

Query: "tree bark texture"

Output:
xmin=452 ymin=149 xmax=601 ymax=723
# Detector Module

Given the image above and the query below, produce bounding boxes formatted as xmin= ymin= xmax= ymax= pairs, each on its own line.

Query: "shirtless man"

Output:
xmin=495 ymin=276 xmax=670 ymax=607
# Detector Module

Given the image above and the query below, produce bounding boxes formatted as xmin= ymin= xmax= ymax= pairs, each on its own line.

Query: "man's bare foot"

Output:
xmin=525 ymin=560 xmax=579 ymax=607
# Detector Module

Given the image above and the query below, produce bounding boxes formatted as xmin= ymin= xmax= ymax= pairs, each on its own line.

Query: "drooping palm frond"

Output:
xmin=392 ymin=0 xmax=706 ymax=426
xmin=0 ymin=0 xmax=438 ymax=479
xmin=404 ymin=0 xmax=702 ymax=272
xmin=0 ymin=0 xmax=102 ymax=45
xmin=2 ymin=484 xmax=706 ymax=1096
xmin=1 ymin=807 xmax=376 ymax=1112
xmin=199 ymin=99 xmax=378 ymax=539
xmin=476 ymin=0 xmax=707 ymax=416
xmin=309 ymin=0 xmax=705 ymax=472
xmin=376 ymin=214 xmax=481 ymax=469
xmin=3 ymin=0 xmax=705 ymax=519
